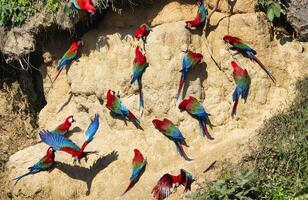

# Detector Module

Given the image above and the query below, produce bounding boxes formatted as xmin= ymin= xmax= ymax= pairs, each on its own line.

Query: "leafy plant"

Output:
xmin=0 ymin=0 xmax=37 ymax=27
xmin=47 ymin=0 xmax=59 ymax=13
xmin=257 ymin=0 xmax=286 ymax=22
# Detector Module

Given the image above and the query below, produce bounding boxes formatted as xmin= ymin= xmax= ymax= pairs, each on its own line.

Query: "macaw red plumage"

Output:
xmin=122 ymin=149 xmax=147 ymax=195
xmin=152 ymin=118 xmax=192 ymax=161
xmin=134 ymin=24 xmax=152 ymax=43
xmin=178 ymin=96 xmax=214 ymax=140
xmin=152 ymin=169 xmax=194 ymax=200
xmin=53 ymin=41 xmax=82 ymax=84
xmin=176 ymin=50 xmax=203 ymax=100
xmin=185 ymin=0 xmax=207 ymax=30
xmin=223 ymin=34 xmax=276 ymax=82
xmin=131 ymin=46 xmax=149 ymax=115
xmin=52 ymin=115 xmax=75 ymax=136
xmin=40 ymin=114 xmax=99 ymax=164
xmin=72 ymin=0 xmax=96 ymax=13
xmin=231 ymin=61 xmax=250 ymax=117
xmin=13 ymin=147 xmax=55 ymax=184
xmin=106 ymin=89 xmax=140 ymax=125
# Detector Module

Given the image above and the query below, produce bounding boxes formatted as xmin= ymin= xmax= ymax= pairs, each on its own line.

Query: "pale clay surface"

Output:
xmin=5 ymin=1 xmax=308 ymax=200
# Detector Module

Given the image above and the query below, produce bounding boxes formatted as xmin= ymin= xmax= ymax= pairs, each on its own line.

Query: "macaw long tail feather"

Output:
xmin=13 ymin=171 xmax=32 ymax=185
xmin=52 ymin=68 xmax=63 ymax=84
xmin=199 ymin=120 xmax=214 ymax=140
xmin=231 ymin=97 xmax=239 ymax=117
xmin=176 ymin=76 xmax=185 ymax=100
xmin=252 ymin=55 xmax=276 ymax=83
xmin=122 ymin=181 xmax=136 ymax=196
xmin=137 ymin=79 xmax=144 ymax=112
xmin=175 ymin=142 xmax=192 ymax=161
xmin=128 ymin=111 xmax=140 ymax=125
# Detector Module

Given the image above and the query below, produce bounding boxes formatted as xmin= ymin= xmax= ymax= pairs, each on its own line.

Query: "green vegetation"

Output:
xmin=256 ymin=0 xmax=287 ymax=22
xmin=0 ymin=0 xmax=60 ymax=28
xmin=191 ymin=75 xmax=308 ymax=199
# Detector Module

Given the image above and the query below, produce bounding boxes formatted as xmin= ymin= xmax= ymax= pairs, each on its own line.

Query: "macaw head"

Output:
xmin=231 ymin=61 xmax=240 ymax=70
xmin=152 ymin=119 xmax=164 ymax=130
xmin=65 ymin=115 xmax=75 ymax=125
xmin=178 ymin=99 xmax=188 ymax=111
xmin=192 ymin=52 xmax=203 ymax=64
xmin=223 ymin=35 xmax=235 ymax=44
xmin=47 ymin=147 xmax=55 ymax=159
xmin=77 ymin=40 xmax=84 ymax=46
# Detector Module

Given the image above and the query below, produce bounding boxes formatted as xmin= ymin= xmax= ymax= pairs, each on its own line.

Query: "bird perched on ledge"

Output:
xmin=178 ymin=96 xmax=214 ymax=140
xmin=230 ymin=61 xmax=250 ymax=117
xmin=134 ymin=24 xmax=152 ymax=43
xmin=52 ymin=115 xmax=75 ymax=136
xmin=185 ymin=0 xmax=208 ymax=30
xmin=13 ymin=147 xmax=55 ymax=184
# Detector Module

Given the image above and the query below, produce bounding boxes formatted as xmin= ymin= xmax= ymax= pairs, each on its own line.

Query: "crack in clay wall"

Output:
xmin=4 ymin=0 xmax=307 ymax=199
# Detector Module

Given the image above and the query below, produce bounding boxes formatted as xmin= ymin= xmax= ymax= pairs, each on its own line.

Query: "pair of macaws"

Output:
xmin=121 ymin=150 xmax=194 ymax=200
xmin=13 ymin=114 xmax=100 ymax=184
xmin=224 ymin=34 xmax=276 ymax=116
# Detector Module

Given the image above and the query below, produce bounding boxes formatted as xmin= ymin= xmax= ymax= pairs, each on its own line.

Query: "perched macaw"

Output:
xmin=176 ymin=50 xmax=203 ymax=100
xmin=152 ymin=118 xmax=192 ymax=161
xmin=52 ymin=115 xmax=75 ymax=136
xmin=131 ymin=46 xmax=149 ymax=115
xmin=134 ymin=24 xmax=152 ymax=43
xmin=223 ymin=35 xmax=276 ymax=82
xmin=185 ymin=0 xmax=207 ymax=30
xmin=122 ymin=149 xmax=147 ymax=195
xmin=106 ymin=89 xmax=140 ymax=125
xmin=230 ymin=61 xmax=250 ymax=117
xmin=152 ymin=169 xmax=194 ymax=200
xmin=72 ymin=0 xmax=96 ymax=13
xmin=40 ymin=114 xmax=99 ymax=164
xmin=53 ymin=41 xmax=82 ymax=83
xmin=178 ymin=96 xmax=214 ymax=140
xmin=13 ymin=147 xmax=55 ymax=184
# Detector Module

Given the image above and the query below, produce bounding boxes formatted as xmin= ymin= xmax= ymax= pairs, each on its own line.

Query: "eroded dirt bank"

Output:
xmin=1 ymin=0 xmax=308 ymax=199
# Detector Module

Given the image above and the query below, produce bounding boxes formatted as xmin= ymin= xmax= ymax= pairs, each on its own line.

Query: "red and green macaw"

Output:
xmin=131 ymin=46 xmax=149 ymax=115
xmin=152 ymin=169 xmax=194 ymax=200
xmin=230 ymin=61 xmax=250 ymax=117
xmin=13 ymin=147 xmax=55 ymax=184
xmin=134 ymin=24 xmax=152 ymax=43
xmin=152 ymin=118 xmax=192 ymax=161
xmin=106 ymin=89 xmax=140 ymax=125
xmin=52 ymin=115 xmax=75 ymax=136
xmin=122 ymin=149 xmax=147 ymax=195
xmin=39 ymin=114 xmax=99 ymax=164
xmin=53 ymin=41 xmax=82 ymax=83
xmin=178 ymin=96 xmax=214 ymax=140
xmin=72 ymin=0 xmax=96 ymax=13
xmin=185 ymin=0 xmax=208 ymax=30
xmin=176 ymin=50 xmax=203 ymax=101
xmin=223 ymin=34 xmax=276 ymax=82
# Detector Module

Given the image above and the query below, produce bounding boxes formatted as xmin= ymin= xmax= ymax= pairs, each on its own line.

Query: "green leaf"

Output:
xmin=267 ymin=7 xmax=274 ymax=21
xmin=272 ymin=3 xmax=282 ymax=18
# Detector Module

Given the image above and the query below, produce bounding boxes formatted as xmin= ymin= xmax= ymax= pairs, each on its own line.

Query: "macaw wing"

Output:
xmin=58 ymin=51 xmax=77 ymax=70
xmin=182 ymin=54 xmax=193 ymax=71
xmin=119 ymin=102 xmax=130 ymax=116
xmin=180 ymin=169 xmax=194 ymax=192
xmin=39 ymin=130 xmax=80 ymax=156
xmin=85 ymin=114 xmax=100 ymax=143
xmin=163 ymin=119 xmax=185 ymax=142
xmin=233 ymin=42 xmax=255 ymax=53
xmin=130 ymin=160 xmax=146 ymax=182
xmin=152 ymin=174 xmax=173 ymax=200
xmin=198 ymin=2 xmax=207 ymax=22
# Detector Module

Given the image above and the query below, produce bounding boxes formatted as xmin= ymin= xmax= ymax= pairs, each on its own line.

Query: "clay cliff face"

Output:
xmin=5 ymin=0 xmax=308 ymax=199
